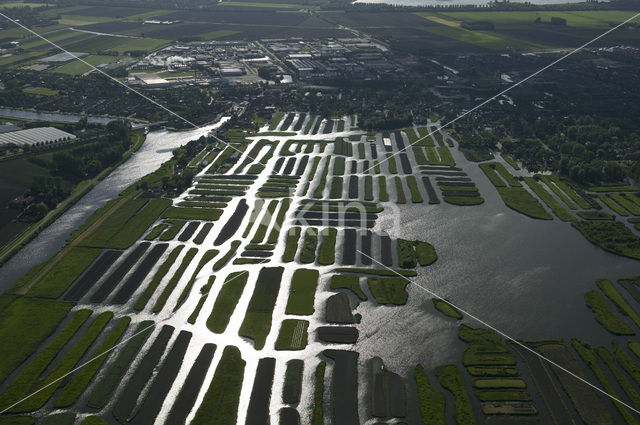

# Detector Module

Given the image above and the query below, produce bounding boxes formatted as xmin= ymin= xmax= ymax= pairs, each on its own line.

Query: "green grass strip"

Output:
xmin=573 ymin=340 xmax=637 ymax=425
xmin=145 ymin=223 xmax=168 ymax=241
xmin=283 ymin=228 xmax=301 ymax=262
xmin=268 ymin=112 xmax=284 ymax=130
xmin=153 ymin=248 xmax=198 ymax=313
xmin=437 ymin=146 xmax=455 ymax=166
xmin=492 ymin=163 xmax=520 ymax=187
xmin=386 ymin=153 xmax=398 ymax=174
xmin=251 ymin=200 xmax=279 ymax=243
xmin=134 ymin=245 xmax=184 ymax=311
xmin=524 ymin=177 xmax=574 ymax=221
xmin=0 ymin=298 xmax=73 ymax=388
xmin=395 ymin=177 xmax=406 ymax=204
xmin=238 ymin=267 xmax=283 ymax=349
xmin=364 ymin=176 xmax=373 ymax=201
xmin=283 ymin=360 xmax=304 ymax=404
xmin=159 ymin=219 xmax=186 ymax=241
xmin=163 ymin=206 xmax=223 ymax=221
xmin=538 ymin=175 xmax=577 ymax=210
xmin=26 ymin=247 xmax=101 ymax=298
xmin=406 ymin=176 xmax=424 ymax=203
xmin=367 ymin=277 xmax=409 ymax=305
xmin=599 ymin=195 xmax=629 ymax=216
xmin=100 ymin=199 xmax=172 ymax=249
xmin=285 ymin=269 xmax=319 ymax=315
xmin=613 ymin=341 xmax=640 ymax=387
xmin=414 ymin=365 xmax=446 ymax=425
xmin=188 ymin=276 xmax=216 ymax=325
xmin=500 ymin=153 xmax=520 ymax=170
xmin=85 ymin=321 xmax=154 ymax=409
xmin=300 ymin=228 xmax=318 ymax=264
xmin=174 ymin=249 xmax=219 ymax=311
xmin=267 ymin=198 xmax=292 ymax=244
xmin=497 ymin=187 xmax=553 ymax=220
xmin=590 ymin=186 xmax=639 ymax=192
xmin=479 ymin=163 xmax=507 ymax=188
xmin=312 ymin=362 xmax=326 ymax=425
xmin=303 ymin=157 xmax=322 ymax=196
xmin=42 ymin=413 xmax=75 ymax=425
xmin=596 ymin=346 xmax=640 ymax=411
xmin=549 ymin=176 xmax=591 ymax=209
xmin=191 ymin=346 xmax=245 ymax=425
xmin=317 ymin=228 xmax=337 ymax=265
xmin=434 ymin=364 xmax=477 ymax=425
xmin=54 ymin=317 xmax=131 ymax=407
xmin=413 ymin=146 xmax=429 ymax=165
xmin=313 ymin=157 xmax=330 ymax=198
xmin=243 ymin=199 xmax=265 ymax=238
xmin=329 ymin=177 xmax=343 ymax=199
xmin=610 ymin=193 xmax=640 ymax=215
xmin=330 ymin=275 xmax=367 ymax=300
xmin=0 ymin=309 xmax=91 ymax=409
xmin=207 ymin=271 xmax=248 ymax=334
xmin=378 ymin=176 xmax=389 ymax=202
xmin=585 ymin=290 xmax=634 ymax=335
xmin=212 ymin=240 xmax=241 ymax=271
xmin=12 ymin=312 xmax=113 ymax=412
xmin=275 ymin=319 xmax=309 ymax=350
xmin=598 ymin=279 xmax=640 ymax=329
xmin=334 ymin=267 xmax=417 ymax=277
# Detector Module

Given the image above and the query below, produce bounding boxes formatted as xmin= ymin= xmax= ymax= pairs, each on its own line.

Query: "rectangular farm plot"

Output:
xmin=285 ymin=269 xmax=319 ymax=315
xmin=80 ymin=198 xmax=171 ymax=249
xmin=207 ymin=271 xmax=249 ymax=334
xmin=275 ymin=319 xmax=309 ymax=350
xmin=239 ymin=267 xmax=284 ymax=350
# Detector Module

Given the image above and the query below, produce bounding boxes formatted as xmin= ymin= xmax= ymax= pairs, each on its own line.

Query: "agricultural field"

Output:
xmin=322 ymin=9 xmax=640 ymax=53
xmin=1 ymin=110 xmax=640 ymax=425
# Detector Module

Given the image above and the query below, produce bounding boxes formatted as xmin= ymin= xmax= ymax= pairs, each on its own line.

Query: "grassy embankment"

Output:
xmin=479 ymin=163 xmax=552 ymax=220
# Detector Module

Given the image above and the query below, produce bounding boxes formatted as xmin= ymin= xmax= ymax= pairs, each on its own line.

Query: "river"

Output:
xmin=0 ymin=118 xmax=229 ymax=291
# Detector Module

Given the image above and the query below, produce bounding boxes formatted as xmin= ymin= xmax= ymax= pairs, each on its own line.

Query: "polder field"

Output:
xmin=2 ymin=3 xmax=640 ymax=72
xmin=320 ymin=9 xmax=640 ymax=52
xmin=2 ymin=110 xmax=640 ymax=425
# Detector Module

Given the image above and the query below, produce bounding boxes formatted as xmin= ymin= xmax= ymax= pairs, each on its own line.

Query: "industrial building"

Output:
xmin=0 ymin=127 xmax=76 ymax=147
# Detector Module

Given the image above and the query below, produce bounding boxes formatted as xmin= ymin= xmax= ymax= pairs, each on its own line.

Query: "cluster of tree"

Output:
xmin=258 ymin=66 xmax=278 ymax=81
xmin=534 ymin=16 xmax=567 ymax=25
xmin=171 ymin=135 xmax=210 ymax=168
xmin=19 ymin=176 xmax=71 ymax=222
xmin=1 ymin=5 xmax=54 ymax=27
xmin=16 ymin=121 xmax=133 ymax=221
xmin=461 ymin=21 xmax=495 ymax=30
xmin=158 ymin=135 xmax=213 ymax=194
xmin=41 ymin=120 xmax=132 ymax=182
xmin=161 ymin=169 xmax=196 ymax=195
xmin=359 ymin=111 xmax=413 ymax=131
xmin=447 ymin=49 xmax=640 ymax=185
xmin=488 ymin=113 xmax=640 ymax=184
xmin=0 ymin=70 xmax=223 ymax=126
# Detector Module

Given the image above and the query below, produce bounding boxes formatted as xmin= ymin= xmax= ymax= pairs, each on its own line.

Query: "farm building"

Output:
xmin=0 ymin=127 xmax=76 ymax=147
